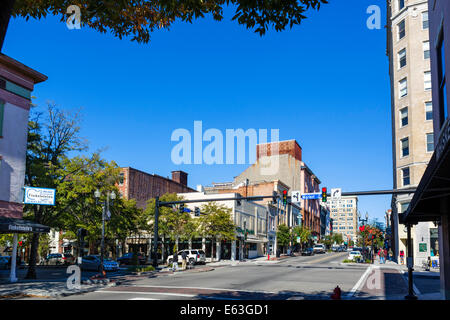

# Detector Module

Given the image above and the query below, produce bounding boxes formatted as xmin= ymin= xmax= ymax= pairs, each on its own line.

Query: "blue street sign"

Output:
xmin=301 ymin=193 xmax=321 ymax=200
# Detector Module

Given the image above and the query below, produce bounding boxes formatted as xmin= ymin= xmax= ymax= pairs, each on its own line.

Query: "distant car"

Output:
xmin=167 ymin=249 xmax=207 ymax=265
xmin=337 ymin=246 xmax=346 ymax=252
xmin=62 ymin=253 xmax=76 ymax=265
xmin=301 ymin=248 xmax=315 ymax=256
xmin=81 ymin=255 xmax=119 ymax=272
xmin=348 ymin=251 xmax=362 ymax=261
xmin=0 ymin=256 xmax=26 ymax=269
xmin=347 ymin=247 xmax=354 ymax=252
xmin=44 ymin=253 xmax=65 ymax=265
xmin=117 ymin=252 xmax=147 ymax=265
xmin=313 ymin=244 xmax=326 ymax=254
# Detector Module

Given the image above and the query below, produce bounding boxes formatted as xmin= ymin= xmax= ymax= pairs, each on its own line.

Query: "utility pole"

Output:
xmin=405 ymin=223 xmax=418 ymax=300
xmin=152 ymin=197 xmax=160 ymax=268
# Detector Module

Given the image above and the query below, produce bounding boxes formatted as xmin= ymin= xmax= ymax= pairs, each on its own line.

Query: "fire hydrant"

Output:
xmin=331 ymin=285 xmax=342 ymax=300
xmin=268 ymin=254 xmax=270 ymax=260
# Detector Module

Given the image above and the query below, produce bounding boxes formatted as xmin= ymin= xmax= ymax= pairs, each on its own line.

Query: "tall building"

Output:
xmin=387 ymin=0 xmax=436 ymax=265
xmin=327 ymin=196 xmax=358 ymax=244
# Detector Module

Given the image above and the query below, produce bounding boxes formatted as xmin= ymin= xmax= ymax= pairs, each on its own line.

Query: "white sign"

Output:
xmin=24 ymin=187 xmax=56 ymax=205
xmin=331 ymin=188 xmax=342 ymax=200
xmin=291 ymin=191 xmax=301 ymax=203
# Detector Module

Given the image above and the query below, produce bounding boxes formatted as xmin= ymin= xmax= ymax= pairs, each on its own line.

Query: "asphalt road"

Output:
xmin=53 ymin=252 xmax=370 ymax=300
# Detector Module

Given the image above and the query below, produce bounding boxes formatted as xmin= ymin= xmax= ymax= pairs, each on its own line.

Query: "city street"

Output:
xmin=37 ymin=252 xmax=373 ymax=300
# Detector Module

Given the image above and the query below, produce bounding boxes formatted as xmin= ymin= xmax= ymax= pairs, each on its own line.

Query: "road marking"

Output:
xmin=345 ymin=265 xmax=373 ymax=299
xmin=94 ymin=290 xmax=196 ymax=298
xmin=128 ymin=297 xmax=157 ymax=300
xmin=126 ymin=284 xmax=276 ymax=294
xmin=401 ymin=271 xmax=422 ymax=295
xmin=303 ymin=253 xmax=346 ymax=264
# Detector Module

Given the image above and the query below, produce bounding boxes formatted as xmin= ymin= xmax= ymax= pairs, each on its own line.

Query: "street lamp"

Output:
xmin=358 ymin=212 xmax=369 ymax=260
xmin=94 ymin=189 xmax=116 ymax=276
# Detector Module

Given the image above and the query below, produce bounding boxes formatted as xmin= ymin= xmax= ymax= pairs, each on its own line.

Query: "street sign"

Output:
xmin=291 ymin=191 xmax=301 ymax=203
xmin=331 ymin=188 xmax=342 ymax=200
xmin=301 ymin=193 xmax=321 ymax=200
xmin=23 ymin=187 xmax=56 ymax=205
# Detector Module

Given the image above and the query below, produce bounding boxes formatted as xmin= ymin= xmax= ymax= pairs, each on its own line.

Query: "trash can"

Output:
xmin=276 ymin=249 xmax=281 ymax=258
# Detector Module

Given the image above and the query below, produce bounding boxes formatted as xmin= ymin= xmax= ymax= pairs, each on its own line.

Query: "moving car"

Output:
xmin=313 ymin=244 xmax=326 ymax=254
xmin=301 ymin=248 xmax=315 ymax=256
xmin=117 ymin=252 xmax=147 ymax=265
xmin=80 ymin=255 xmax=119 ymax=272
xmin=43 ymin=253 xmax=64 ymax=265
xmin=348 ymin=251 xmax=362 ymax=261
xmin=167 ymin=249 xmax=207 ymax=265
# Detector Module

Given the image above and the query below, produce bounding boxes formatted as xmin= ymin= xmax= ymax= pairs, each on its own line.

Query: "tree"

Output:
xmin=276 ymin=224 xmax=290 ymax=253
xmin=24 ymin=103 xmax=87 ymax=279
xmin=198 ymin=202 xmax=235 ymax=241
xmin=292 ymin=225 xmax=311 ymax=250
xmin=331 ymin=233 xmax=343 ymax=245
xmin=3 ymin=0 xmax=328 ymax=48
xmin=356 ymin=225 xmax=384 ymax=248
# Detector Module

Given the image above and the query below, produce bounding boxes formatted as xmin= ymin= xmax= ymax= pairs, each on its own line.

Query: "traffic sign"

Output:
xmin=291 ymin=191 xmax=301 ymax=203
xmin=301 ymin=193 xmax=321 ymax=200
xmin=331 ymin=188 xmax=342 ymax=200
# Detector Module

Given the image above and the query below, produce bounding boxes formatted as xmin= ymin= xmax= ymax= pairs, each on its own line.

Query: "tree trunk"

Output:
xmin=26 ymin=206 xmax=42 ymax=279
xmin=0 ymin=0 xmax=14 ymax=52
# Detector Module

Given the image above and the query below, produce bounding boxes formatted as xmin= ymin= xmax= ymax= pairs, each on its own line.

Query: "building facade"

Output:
xmin=233 ymin=140 xmax=322 ymax=237
xmin=387 ymin=0 xmax=436 ymax=265
xmin=327 ymin=196 xmax=358 ymax=244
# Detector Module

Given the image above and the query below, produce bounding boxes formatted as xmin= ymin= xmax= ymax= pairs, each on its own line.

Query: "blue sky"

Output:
xmin=4 ymin=0 xmax=391 ymax=224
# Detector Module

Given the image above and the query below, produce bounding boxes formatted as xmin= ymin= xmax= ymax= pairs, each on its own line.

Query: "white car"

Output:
xmin=348 ymin=251 xmax=362 ymax=261
xmin=313 ymin=244 xmax=326 ymax=254
xmin=167 ymin=249 xmax=206 ymax=265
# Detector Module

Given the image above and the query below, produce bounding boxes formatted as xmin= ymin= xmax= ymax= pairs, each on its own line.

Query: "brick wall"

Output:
xmin=257 ymin=140 xmax=302 ymax=162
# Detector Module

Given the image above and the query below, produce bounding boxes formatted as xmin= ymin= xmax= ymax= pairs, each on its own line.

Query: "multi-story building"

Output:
xmin=117 ymin=168 xmax=196 ymax=209
xmin=387 ymin=0 xmax=436 ymax=265
xmin=116 ymin=167 xmax=196 ymax=254
xmin=233 ymin=140 xmax=322 ymax=237
xmin=320 ymin=203 xmax=331 ymax=238
xmin=202 ymin=179 xmax=300 ymax=255
xmin=327 ymin=196 xmax=358 ymax=244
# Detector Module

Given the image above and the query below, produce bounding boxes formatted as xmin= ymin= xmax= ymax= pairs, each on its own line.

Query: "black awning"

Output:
xmin=0 ymin=217 xmax=50 ymax=233
xmin=401 ymin=121 xmax=450 ymax=224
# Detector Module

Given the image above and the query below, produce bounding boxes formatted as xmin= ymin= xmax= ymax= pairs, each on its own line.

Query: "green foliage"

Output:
xmin=292 ymin=225 xmax=311 ymax=247
xmin=13 ymin=0 xmax=328 ymax=43
xmin=276 ymin=224 xmax=290 ymax=248
xmin=356 ymin=225 xmax=384 ymax=248
xmin=127 ymin=265 xmax=155 ymax=273
xmin=331 ymin=233 xmax=343 ymax=245
xmin=198 ymin=202 xmax=236 ymax=241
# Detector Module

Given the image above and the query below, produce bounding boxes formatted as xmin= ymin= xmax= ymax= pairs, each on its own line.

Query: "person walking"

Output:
xmin=181 ymin=250 xmax=187 ymax=270
xmin=172 ymin=249 xmax=178 ymax=271
xmin=388 ymin=248 xmax=393 ymax=261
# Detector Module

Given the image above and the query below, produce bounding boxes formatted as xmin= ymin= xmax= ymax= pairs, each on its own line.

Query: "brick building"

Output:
xmin=117 ymin=167 xmax=196 ymax=209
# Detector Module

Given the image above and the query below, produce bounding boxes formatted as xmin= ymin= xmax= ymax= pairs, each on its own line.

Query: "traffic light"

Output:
xmin=18 ymin=241 xmax=23 ymax=247
xmin=179 ymin=204 xmax=185 ymax=214
xmin=272 ymin=191 xmax=278 ymax=204
xmin=194 ymin=207 xmax=200 ymax=217
xmin=322 ymin=187 xmax=327 ymax=202
xmin=282 ymin=190 xmax=288 ymax=205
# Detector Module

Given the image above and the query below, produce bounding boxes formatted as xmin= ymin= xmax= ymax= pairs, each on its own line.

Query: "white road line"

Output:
xmin=125 ymin=285 xmax=275 ymax=294
xmin=345 ymin=265 xmax=373 ymax=299
xmin=94 ymin=290 xmax=196 ymax=298
xmin=401 ymin=271 xmax=422 ymax=295
xmin=128 ymin=297 xmax=157 ymax=300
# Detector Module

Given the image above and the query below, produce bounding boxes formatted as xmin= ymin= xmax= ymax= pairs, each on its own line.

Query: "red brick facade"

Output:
xmin=257 ymin=140 xmax=302 ymax=162
xmin=117 ymin=167 xmax=196 ymax=209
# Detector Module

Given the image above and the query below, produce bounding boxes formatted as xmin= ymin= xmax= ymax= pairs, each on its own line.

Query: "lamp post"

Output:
xmin=358 ymin=212 xmax=369 ymax=260
xmin=94 ymin=189 xmax=116 ymax=276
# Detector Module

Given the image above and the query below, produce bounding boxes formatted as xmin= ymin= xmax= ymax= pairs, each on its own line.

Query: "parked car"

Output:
xmin=337 ymin=246 xmax=346 ymax=252
xmin=313 ymin=244 xmax=326 ymax=254
xmin=0 ymin=256 xmax=26 ymax=269
xmin=167 ymin=249 xmax=206 ymax=265
xmin=44 ymin=253 xmax=65 ymax=265
xmin=117 ymin=252 xmax=147 ymax=265
xmin=80 ymin=255 xmax=119 ymax=272
xmin=301 ymin=248 xmax=315 ymax=256
xmin=348 ymin=251 xmax=362 ymax=261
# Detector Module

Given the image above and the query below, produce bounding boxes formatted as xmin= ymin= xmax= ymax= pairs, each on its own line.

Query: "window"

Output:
xmin=399 ymin=78 xmax=407 ymax=97
xmin=401 ymin=137 xmax=409 ymax=157
xmin=398 ymin=0 xmax=405 ymax=11
xmin=402 ymin=167 xmax=410 ymax=186
xmin=438 ymin=36 xmax=448 ymax=125
xmin=400 ymin=107 xmax=408 ymax=127
xmin=398 ymin=48 xmax=407 ymax=68
xmin=425 ymin=102 xmax=433 ymax=120
xmin=423 ymin=41 xmax=430 ymax=59
xmin=400 ymin=202 xmax=410 ymax=213
xmin=426 ymin=133 xmax=434 ymax=152
xmin=422 ymin=12 xmax=429 ymax=30
xmin=0 ymin=101 xmax=4 ymax=137
xmin=119 ymin=173 xmax=124 ymax=185
xmin=398 ymin=20 xmax=406 ymax=40
xmin=424 ymin=71 xmax=432 ymax=90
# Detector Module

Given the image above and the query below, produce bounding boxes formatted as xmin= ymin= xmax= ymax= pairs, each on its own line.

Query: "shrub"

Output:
xmin=127 ymin=265 xmax=155 ymax=273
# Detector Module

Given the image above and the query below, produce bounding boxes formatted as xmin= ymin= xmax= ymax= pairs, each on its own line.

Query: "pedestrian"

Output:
xmin=388 ymin=249 xmax=393 ymax=261
xmin=400 ymin=250 xmax=405 ymax=265
xmin=181 ymin=250 xmax=187 ymax=270
xmin=172 ymin=249 xmax=178 ymax=271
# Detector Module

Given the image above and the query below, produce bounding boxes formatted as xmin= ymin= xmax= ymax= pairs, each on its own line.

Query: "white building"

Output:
xmin=327 ymin=196 xmax=358 ymax=244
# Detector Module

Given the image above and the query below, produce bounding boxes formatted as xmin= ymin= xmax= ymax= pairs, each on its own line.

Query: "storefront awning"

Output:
xmin=401 ymin=121 xmax=450 ymax=224
xmin=0 ymin=217 xmax=50 ymax=234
